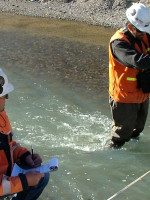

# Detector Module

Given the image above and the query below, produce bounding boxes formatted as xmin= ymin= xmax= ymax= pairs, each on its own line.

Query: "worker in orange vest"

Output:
xmin=0 ymin=69 xmax=49 ymax=199
xmin=109 ymin=3 xmax=150 ymax=148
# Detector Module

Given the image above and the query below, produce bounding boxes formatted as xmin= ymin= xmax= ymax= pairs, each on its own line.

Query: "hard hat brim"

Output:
xmin=127 ymin=16 xmax=150 ymax=33
xmin=0 ymin=82 xmax=14 ymax=97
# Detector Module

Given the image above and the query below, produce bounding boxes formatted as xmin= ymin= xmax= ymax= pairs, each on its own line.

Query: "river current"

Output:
xmin=0 ymin=13 xmax=150 ymax=200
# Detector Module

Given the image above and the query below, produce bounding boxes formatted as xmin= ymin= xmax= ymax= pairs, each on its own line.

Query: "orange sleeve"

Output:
xmin=12 ymin=141 xmax=30 ymax=164
xmin=0 ymin=175 xmax=23 ymax=196
xmin=9 ymin=176 xmax=23 ymax=194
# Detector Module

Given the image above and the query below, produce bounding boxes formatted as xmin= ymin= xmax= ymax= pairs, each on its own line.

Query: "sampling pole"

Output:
xmin=107 ymin=170 xmax=150 ymax=200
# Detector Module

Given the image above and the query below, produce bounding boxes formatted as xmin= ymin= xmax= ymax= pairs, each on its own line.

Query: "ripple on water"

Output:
xmin=13 ymin=98 xmax=111 ymax=152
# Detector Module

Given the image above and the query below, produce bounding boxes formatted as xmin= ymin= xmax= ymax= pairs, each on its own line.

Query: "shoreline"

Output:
xmin=0 ymin=0 xmax=129 ymax=29
xmin=0 ymin=1 xmax=149 ymax=29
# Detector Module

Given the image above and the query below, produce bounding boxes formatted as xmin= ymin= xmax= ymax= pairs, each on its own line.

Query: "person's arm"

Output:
xmin=0 ymin=174 xmax=23 ymax=196
xmin=0 ymin=171 xmax=44 ymax=196
xmin=12 ymin=141 xmax=31 ymax=165
xmin=111 ymin=39 xmax=150 ymax=70
xmin=0 ymin=141 xmax=44 ymax=196
xmin=12 ymin=141 xmax=42 ymax=167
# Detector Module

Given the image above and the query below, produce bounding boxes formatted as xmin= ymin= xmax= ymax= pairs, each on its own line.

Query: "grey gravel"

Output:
xmin=0 ymin=0 xmax=149 ymax=28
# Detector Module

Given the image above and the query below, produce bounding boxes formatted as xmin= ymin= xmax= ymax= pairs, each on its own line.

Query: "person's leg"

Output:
xmin=12 ymin=173 xmax=49 ymax=200
xmin=109 ymin=96 xmax=138 ymax=148
xmin=131 ymin=98 xmax=149 ymax=139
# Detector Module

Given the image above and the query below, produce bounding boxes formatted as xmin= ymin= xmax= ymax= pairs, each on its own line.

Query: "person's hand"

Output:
xmin=25 ymin=154 xmax=42 ymax=168
xmin=25 ymin=155 xmax=34 ymax=167
xmin=25 ymin=171 xmax=44 ymax=186
xmin=32 ymin=153 xmax=42 ymax=167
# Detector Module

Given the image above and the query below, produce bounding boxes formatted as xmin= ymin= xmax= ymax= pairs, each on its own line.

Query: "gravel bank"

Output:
xmin=0 ymin=0 xmax=135 ymax=29
xmin=0 ymin=1 xmax=149 ymax=28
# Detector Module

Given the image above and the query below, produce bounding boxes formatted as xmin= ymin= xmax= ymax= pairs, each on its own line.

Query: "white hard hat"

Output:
xmin=126 ymin=3 xmax=150 ymax=33
xmin=0 ymin=69 xmax=14 ymax=97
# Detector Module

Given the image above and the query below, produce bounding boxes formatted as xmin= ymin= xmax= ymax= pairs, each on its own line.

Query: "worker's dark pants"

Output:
xmin=109 ymin=96 xmax=149 ymax=146
xmin=12 ymin=173 xmax=49 ymax=200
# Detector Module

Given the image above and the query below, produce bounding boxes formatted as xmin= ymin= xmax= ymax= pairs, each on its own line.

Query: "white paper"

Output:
xmin=11 ymin=157 xmax=58 ymax=177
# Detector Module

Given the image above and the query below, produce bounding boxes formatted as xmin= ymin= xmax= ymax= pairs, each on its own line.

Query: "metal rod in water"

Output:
xmin=107 ymin=170 xmax=150 ymax=200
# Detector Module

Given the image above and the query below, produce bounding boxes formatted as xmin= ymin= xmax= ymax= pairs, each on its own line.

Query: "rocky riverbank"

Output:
xmin=0 ymin=0 xmax=141 ymax=29
xmin=0 ymin=0 xmax=149 ymax=29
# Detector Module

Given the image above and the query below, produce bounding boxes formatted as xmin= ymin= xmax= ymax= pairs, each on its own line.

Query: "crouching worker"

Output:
xmin=0 ymin=69 xmax=49 ymax=200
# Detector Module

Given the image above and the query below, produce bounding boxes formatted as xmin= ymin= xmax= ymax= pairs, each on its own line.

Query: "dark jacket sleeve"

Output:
xmin=111 ymin=39 xmax=150 ymax=70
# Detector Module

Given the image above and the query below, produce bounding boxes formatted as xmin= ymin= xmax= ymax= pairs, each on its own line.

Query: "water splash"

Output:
xmin=12 ymin=93 xmax=111 ymax=152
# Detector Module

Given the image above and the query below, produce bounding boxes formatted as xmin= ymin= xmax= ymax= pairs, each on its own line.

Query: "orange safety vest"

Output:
xmin=0 ymin=110 xmax=29 ymax=196
xmin=109 ymin=29 xmax=150 ymax=103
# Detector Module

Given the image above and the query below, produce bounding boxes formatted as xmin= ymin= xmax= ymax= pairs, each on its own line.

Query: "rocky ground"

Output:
xmin=0 ymin=0 xmax=141 ymax=29
xmin=0 ymin=0 xmax=149 ymax=28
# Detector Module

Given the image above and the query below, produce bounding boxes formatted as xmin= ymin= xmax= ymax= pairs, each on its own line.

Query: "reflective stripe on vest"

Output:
xmin=146 ymin=47 xmax=150 ymax=53
xmin=12 ymin=143 xmax=20 ymax=152
xmin=126 ymin=77 xmax=137 ymax=81
xmin=2 ymin=175 xmax=11 ymax=195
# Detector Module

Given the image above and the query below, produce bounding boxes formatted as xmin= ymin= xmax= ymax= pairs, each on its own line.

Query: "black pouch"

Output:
xmin=137 ymin=71 xmax=150 ymax=93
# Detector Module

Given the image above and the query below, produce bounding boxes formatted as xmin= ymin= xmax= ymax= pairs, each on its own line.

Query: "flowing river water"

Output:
xmin=0 ymin=13 xmax=150 ymax=200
